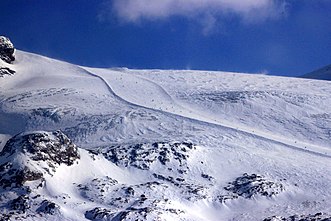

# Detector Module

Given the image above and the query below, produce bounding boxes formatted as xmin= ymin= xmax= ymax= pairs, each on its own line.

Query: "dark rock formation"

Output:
xmin=97 ymin=142 xmax=195 ymax=171
xmin=217 ymin=173 xmax=285 ymax=203
xmin=0 ymin=36 xmax=15 ymax=63
xmin=83 ymin=179 xmax=185 ymax=221
xmin=263 ymin=212 xmax=331 ymax=221
xmin=0 ymin=162 xmax=43 ymax=189
xmin=36 ymin=200 xmax=60 ymax=215
xmin=0 ymin=213 xmax=11 ymax=221
xmin=224 ymin=173 xmax=284 ymax=199
xmin=85 ymin=207 xmax=114 ymax=220
xmin=0 ymin=67 xmax=15 ymax=77
xmin=10 ymin=195 xmax=30 ymax=214
xmin=1 ymin=130 xmax=80 ymax=167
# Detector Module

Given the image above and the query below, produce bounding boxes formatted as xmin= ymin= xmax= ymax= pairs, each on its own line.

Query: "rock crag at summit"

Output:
xmin=0 ymin=36 xmax=16 ymax=77
xmin=0 ymin=36 xmax=15 ymax=63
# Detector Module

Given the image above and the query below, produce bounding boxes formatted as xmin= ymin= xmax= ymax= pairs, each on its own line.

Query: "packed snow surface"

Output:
xmin=0 ymin=50 xmax=330 ymax=220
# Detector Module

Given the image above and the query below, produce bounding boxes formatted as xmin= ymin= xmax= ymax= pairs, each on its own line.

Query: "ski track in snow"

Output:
xmin=81 ymin=67 xmax=331 ymax=159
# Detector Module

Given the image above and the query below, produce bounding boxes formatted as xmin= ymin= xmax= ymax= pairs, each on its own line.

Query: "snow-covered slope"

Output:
xmin=301 ymin=64 xmax=331 ymax=81
xmin=0 ymin=50 xmax=330 ymax=220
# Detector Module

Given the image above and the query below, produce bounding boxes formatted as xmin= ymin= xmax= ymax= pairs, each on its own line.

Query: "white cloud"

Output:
xmin=107 ymin=0 xmax=288 ymax=24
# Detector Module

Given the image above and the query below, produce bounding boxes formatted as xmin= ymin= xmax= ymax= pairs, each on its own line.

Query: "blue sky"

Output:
xmin=1 ymin=0 xmax=331 ymax=76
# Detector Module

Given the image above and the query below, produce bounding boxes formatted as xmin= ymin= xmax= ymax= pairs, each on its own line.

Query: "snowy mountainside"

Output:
xmin=301 ymin=64 xmax=331 ymax=81
xmin=90 ymin=68 xmax=330 ymax=148
xmin=0 ymin=50 xmax=330 ymax=220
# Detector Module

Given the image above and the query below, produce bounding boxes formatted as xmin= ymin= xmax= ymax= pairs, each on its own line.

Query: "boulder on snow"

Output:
xmin=0 ymin=36 xmax=15 ymax=63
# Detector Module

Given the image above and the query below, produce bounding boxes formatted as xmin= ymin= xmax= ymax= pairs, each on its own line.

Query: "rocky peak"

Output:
xmin=0 ymin=36 xmax=15 ymax=64
xmin=0 ymin=36 xmax=16 ymax=77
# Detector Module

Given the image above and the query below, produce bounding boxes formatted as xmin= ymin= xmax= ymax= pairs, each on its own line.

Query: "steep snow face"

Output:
xmin=302 ymin=64 xmax=331 ymax=81
xmin=87 ymin=67 xmax=331 ymax=150
xmin=0 ymin=51 xmax=331 ymax=220
xmin=0 ymin=51 xmax=127 ymax=142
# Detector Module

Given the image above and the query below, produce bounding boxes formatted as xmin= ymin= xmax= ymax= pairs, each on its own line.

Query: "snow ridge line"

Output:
xmin=79 ymin=67 xmax=331 ymax=159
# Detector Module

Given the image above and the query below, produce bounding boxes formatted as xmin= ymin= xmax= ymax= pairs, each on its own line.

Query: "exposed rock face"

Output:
xmin=0 ymin=131 xmax=80 ymax=189
xmin=217 ymin=173 xmax=285 ymax=203
xmin=0 ymin=36 xmax=15 ymax=63
xmin=85 ymin=207 xmax=114 ymax=220
xmin=0 ymin=67 xmax=15 ymax=77
xmin=10 ymin=195 xmax=30 ymax=214
xmin=1 ymin=130 xmax=80 ymax=166
xmin=36 ymin=200 xmax=60 ymax=215
xmin=263 ymin=212 xmax=331 ymax=221
xmin=0 ymin=162 xmax=43 ymax=188
xmin=96 ymin=142 xmax=195 ymax=172
xmin=224 ymin=173 xmax=285 ymax=198
xmin=0 ymin=131 xmax=80 ymax=220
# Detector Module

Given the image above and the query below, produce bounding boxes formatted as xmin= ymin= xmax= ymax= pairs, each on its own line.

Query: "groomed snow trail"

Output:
xmin=82 ymin=67 xmax=331 ymax=158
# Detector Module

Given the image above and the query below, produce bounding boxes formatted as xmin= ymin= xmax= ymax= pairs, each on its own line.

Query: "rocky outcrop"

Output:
xmin=36 ymin=200 xmax=60 ymax=215
xmin=0 ymin=36 xmax=15 ymax=63
xmin=1 ymin=130 xmax=79 ymax=165
xmin=224 ymin=173 xmax=285 ymax=198
xmin=0 ymin=36 xmax=15 ymax=77
xmin=0 ymin=131 xmax=80 ymax=189
xmin=217 ymin=173 xmax=285 ymax=203
xmin=85 ymin=207 xmax=114 ymax=220
xmin=263 ymin=212 xmax=331 ymax=221
xmin=0 ymin=131 xmax=80 ymax=220
xmin=0 ymin=67 xmax=15 ymax=77
xmin=96 ymin=142 xmax=195 ymax=172
xmin=10 ymin=195 xmax=30 ymax=214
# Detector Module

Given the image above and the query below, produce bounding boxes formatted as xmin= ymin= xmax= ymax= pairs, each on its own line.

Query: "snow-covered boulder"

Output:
xmin=0 ymin=36 xmax=15 ymax=63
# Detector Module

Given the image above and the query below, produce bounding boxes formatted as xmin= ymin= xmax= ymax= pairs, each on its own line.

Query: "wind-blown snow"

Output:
xmin=0 ymin=50 xmax=330 ymax=220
